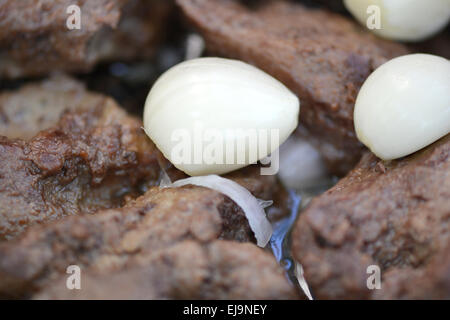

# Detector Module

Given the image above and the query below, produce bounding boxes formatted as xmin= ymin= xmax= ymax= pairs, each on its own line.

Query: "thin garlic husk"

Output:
xmin=143 ymin=57 xmax=299 ymax=176
xmin=344 ymin=0 xmax=450 ymax=42
xmin=354 ymin=54 xmax=450 ymax=160
xmin=167 ymin=174 xmax=273 ymax=247
xmin=295 ymin=261 xmax=313 ymax=300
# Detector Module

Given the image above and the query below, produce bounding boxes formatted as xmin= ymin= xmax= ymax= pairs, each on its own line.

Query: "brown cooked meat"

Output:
xmin=292 ymin=134 xmax=450 ymax=299
xmin=177 ymin=0 xmax=410 ymax=175
xmin=0 ymin=0 xmax=172 ymax=78
xmin=0 ymin=168 xmax=297 ymax=299
xmin=0 ymin=75 xmax=106 ymax=140
xmin=0 ymin=76 xmax=163 ymax=240
xmin=34 ymin=240 xmax=296 ymax=300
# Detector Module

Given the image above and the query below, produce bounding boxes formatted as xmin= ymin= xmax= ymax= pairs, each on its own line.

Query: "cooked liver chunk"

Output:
xmin=0 ymin=75 xmax=106 ymax=140
xmin=0 ymin=174 xmax=297 ymax=299
xmin=34 ymin=240 xmax=297 ymax=300
xmin=0 ymin=76 xmax=162 ymax=239
xmin=292 ymin=134 xmax=450 ymax=299
xmin=177 ymin=0 xmax=410 ymax=175
xmin=0 ymin=0 xmax=172 ymax=78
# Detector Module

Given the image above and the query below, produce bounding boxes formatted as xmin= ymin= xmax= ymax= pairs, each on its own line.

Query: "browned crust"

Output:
xmin=292 ymin=134 xmax=450 ymax=299
xmin=0 ymin=169 xmax=295 ymax=299
xmin=33 ymin=240 xmax=298 ymax=300
xmin=0 ymin=76 xmax=162 ymax=239
xmin=0 ymin=0 xmax=172 ymax=78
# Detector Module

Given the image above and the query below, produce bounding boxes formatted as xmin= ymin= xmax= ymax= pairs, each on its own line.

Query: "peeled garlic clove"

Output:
xmin=143 ymin=57 xmax=300 ymax=176
xmin=354 ymin=54 xmax=450 ymax=160
xmin=344 ymin=0 xmax=450 ymax=42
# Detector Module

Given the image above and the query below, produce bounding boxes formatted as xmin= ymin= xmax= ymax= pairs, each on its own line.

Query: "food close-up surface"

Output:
xmin=0 ymin=0 xmax=449 ymax=303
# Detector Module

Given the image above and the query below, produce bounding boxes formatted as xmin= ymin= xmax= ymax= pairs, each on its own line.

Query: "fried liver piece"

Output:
xmin=0 ymin=77 xmax=162 ymax=240
xmin=292 ymin=134 xmax=450 ymax=299
xmin=177 ymin=0 xmax=409 ymax=175
xmin=34 ymin=240 xmax=296 ymax=300
xmin=0 ymin=171 xmax=297 ymax=299
xmin=0 ymin=0 xmax=172 ymax=78
xmin=0 ymin=75 xmax=105 ymax=140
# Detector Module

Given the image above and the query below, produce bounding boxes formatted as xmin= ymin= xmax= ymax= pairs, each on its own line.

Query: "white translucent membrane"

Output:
xmin=164 ymin=174 xmax=273 ymax=247
xmin=278 ymin=135 xmax=328 ymax=190
xmin=185 ymin=33 xmax=205 ymax=60
xmin=295 ymin=262 xmax=313 ymax=300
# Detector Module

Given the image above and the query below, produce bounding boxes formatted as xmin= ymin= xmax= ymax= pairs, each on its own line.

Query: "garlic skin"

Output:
xmin=169 ymin=175 xmax=273 ymax=247
xmin=144 ymin=57 xmax=300 ymax=176
xmin=344 ymin=0 xmax=450 ymax=42
xmin=278 ymin=135 xmax=328 ymax=190
xmin=354 ymin=54 xmax=450 ymax=160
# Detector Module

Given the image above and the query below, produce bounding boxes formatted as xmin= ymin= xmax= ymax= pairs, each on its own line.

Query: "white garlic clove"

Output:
xmin=143 ymin=57 xmax=300 ymax=176
xmin=344 ymin=0 xmax=450 ymax=42
xmin=354 ymin=54 xmax=450 ymax=160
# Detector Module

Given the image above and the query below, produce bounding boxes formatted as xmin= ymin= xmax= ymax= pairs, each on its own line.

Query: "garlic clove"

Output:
xmin=344 ymin=0 xmax=450 ymax=42
xmin=354 ymin=54 xmax=450 ymax=160
xmin=143 ymin=57 xmax=300 ymax=176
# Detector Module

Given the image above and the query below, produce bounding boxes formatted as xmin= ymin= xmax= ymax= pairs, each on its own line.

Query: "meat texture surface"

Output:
xmin=34 ymin=240 xmax=296 ymax=300
xmin=0 ymin=166 xmax=297 ymax=299
xmin=0 ymin=0 xmax=172 ymax=78
xmin=0 ymin=75 xmax=107 ymax=140
xmin=292 ymin=134 xmax=450 ymax=299
xmin=0 ymin=76 xmax=162 ymax=240
xmin=177 ymin=0 xmax=410 ymax=175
